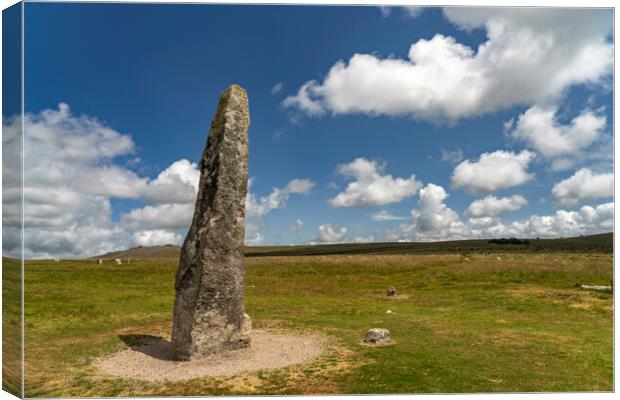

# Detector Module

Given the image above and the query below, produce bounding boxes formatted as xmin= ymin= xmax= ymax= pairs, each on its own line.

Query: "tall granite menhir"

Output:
xmin=172 ymin=85 xmax=251 ymax=360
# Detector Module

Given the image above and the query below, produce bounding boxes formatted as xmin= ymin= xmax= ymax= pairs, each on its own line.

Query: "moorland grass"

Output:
xmin=2 ymin=257 xmax=22 ymax=397
xmin=16 ymin=252 xmax=613 ymax=396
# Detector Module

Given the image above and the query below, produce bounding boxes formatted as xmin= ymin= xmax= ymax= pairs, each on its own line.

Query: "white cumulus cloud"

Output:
xmin=245 ymin=223 xmax=264 ymax=246
xmin=521 ymin=203 xmax=613 ymax=237
xmin=353 ymin=235 xmax=375 ymax=243
xmin=133 ymin=230 xmax=182 ymax=247
xmin=508 ymin=106 xmax=606 ymax=158
xmin=282 ymin=81 xmax=325 ymax=117
xmin=551 ymin=168 xmax=613 ymax=205
xmin=385 ymin=201 xmax=613 ymax=242
xmin=122 ymin=203 xmax=195 ymax=230
xmin=466 ymin=195 xmax=527 ymax=217
xmin=3 ymin=103 xmax=313 ymax=257
xmin=410 ymin=183 xmax=463 ymax=241
xmin=3 ymin=104 xmax=142 ymax=258
xmin=246 ymin=178 xmax=315 ymax=219
xmin=579 ymin=202 xmax=614 ymax=231
xmin=311 ymin=224 xmax=348 ymax=243
xmin=284 ymin=8 xmax=612 ymax=124
xmin=243 ymin=178 xmax=314 ymax=245
xmin=380 ymin=6 xmax=424 ymax=18
xmin=452 ymin=150 xmax=535 ymax=193
xmin=144 ymin=159 xmax=199 ymax=204
xmin=329 ymin=158 xmax=421 ymax=207
xmin=384 ymin=223 xmax=416 ymax=242
xmin=382 ymin=180 xmax=612 ymax=242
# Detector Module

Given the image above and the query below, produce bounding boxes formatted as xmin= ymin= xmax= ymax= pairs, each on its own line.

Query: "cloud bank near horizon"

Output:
xmin=3 ymin=101 xmax=613 ymax=259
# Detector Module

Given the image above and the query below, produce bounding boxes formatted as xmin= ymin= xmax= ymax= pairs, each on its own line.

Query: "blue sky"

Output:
xmin=4 ymin=4 xmax=614 ymax=258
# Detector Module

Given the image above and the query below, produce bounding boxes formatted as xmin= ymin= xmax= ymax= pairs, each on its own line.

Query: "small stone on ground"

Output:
xmin=365 ymin=328 xmax=390 ymax=345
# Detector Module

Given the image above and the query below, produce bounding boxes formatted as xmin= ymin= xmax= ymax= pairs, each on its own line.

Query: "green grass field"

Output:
xmin=2 ymin=257 xmax=22 ymax=397
xmin=13 ymin=246 xmax=613 ymax=397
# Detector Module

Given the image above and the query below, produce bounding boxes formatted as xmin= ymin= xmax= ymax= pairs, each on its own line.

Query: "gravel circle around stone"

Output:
xmin=93 ymin=330 xmax=326 ymax=382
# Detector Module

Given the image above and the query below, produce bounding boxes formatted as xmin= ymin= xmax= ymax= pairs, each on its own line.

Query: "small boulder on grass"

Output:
xmin=386 ymin=287 xmax=397 ymax=297
xmin=365 ymin=328 xmax=391 ymax=345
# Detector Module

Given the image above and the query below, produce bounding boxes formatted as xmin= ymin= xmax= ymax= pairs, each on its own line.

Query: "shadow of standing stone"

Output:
xmin=119 ymin=334 xmax=175 ymax=361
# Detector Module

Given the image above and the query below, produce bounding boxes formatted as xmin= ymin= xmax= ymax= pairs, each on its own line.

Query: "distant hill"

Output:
xmin=95 ymin=232 xmax=612 ymax=259
xmin=95 ymin=244 xmax=181 ymax=259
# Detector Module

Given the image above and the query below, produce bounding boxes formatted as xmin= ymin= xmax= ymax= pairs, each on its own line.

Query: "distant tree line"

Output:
xmin=487 ymin=237 xmax=530 ymax=245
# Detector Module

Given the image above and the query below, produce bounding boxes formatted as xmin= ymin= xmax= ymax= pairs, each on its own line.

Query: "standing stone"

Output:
xmin=386 ymin=287 xmax=396 ymax=297
xmin=171 ymin=85 xmax=251 ymax=360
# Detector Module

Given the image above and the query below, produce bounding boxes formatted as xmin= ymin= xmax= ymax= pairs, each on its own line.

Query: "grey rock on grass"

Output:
xmin=365 ymin=328 xmax=391 ymax=344
xmin=171 ymin=85 xmax=251 ymax=360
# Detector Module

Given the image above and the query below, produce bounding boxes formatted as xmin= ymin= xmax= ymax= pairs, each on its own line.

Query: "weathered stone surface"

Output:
xmin=364 ymin=328 xmax=390 ymax=344
xmin=386 ymin=287 xmax=396 ymax=297
xmin=171 ymin=85 xmax=251 ymax=360
xmin=241 ymin=312 xmax=252 ymax=336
